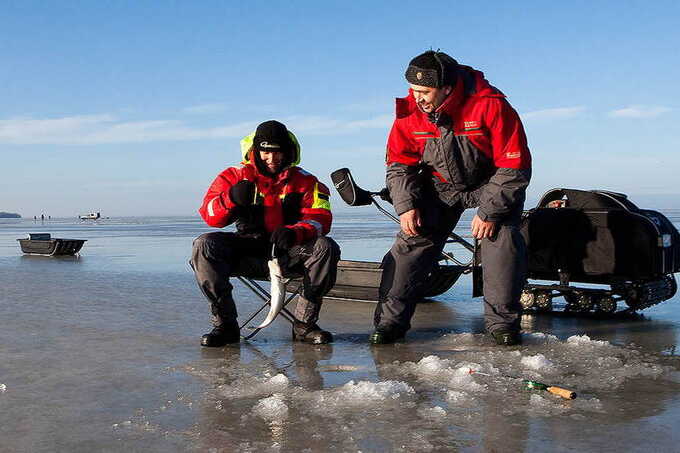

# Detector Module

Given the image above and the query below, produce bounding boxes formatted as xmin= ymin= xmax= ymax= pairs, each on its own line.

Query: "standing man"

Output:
xmin=191 ymin=120 xmax=340 ymax=346
xmin=373 ymin=50 xmax=531 ymax=346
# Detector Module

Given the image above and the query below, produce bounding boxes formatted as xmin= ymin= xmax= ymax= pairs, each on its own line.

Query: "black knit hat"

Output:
xmin=405 ymin=50 xmax=459 ymax=88
xmin=253 ymin=120 xmax=292 ymax=154
xmin=252 ymin=120 xmax=293 ymax=176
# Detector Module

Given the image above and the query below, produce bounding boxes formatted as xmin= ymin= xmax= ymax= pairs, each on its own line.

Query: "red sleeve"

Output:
xmin=289 ymin=179 xmax=333 ymax=244
xmin=485 ymin=98 xmax=531 ymax=169
xmin=386 ymin=119 xmax=422 ymax=166
xmin=197 ymin=167 xmax=243 ymax=228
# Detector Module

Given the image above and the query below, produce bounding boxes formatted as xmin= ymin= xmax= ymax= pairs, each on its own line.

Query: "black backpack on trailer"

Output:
xmin=519 ymin=188 xmax=679 ymax=312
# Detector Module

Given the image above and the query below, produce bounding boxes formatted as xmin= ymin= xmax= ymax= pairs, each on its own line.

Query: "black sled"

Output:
xmin=519 ymin=188 xmax=679 ymax=313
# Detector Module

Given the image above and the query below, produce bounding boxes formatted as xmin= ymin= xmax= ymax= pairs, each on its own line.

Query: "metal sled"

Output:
xmin=329 ymin=168 xmax=475 ymax=300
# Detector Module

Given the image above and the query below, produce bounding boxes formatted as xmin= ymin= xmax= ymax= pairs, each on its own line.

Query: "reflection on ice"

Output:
xmin=219 ymin=373 xmax=291 ymax=399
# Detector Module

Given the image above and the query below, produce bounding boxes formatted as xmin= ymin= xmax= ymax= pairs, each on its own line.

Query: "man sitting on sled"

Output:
xmin=191 ymin=120 xmax=340 ymax=346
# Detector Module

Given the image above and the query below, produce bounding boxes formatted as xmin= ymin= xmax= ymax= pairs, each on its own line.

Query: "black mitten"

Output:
xmin=229 ymin=180 xmax=256 ymax=207
xmin=270 ymin=227 xmax=296 ymax=252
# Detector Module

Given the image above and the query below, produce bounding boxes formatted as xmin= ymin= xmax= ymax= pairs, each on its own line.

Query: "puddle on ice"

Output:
xmin=113 ymin=332 xmax=679 ymax=451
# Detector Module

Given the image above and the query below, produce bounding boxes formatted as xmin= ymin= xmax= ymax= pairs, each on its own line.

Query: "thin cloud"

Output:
xmin=283 ymin=114 xmax=392 ymax=135
xmin=341 ymin=101 xmax=389 ymax=113
xmin=0 ymin=113 xmax=392 ymax=145
xmin=183 ymin=103 xmax=228 ymax=114
xmin=0 ymin=115 xmax=256 ymax=145
xmin=521 ymin=106 xmax=586 ymax=120
xmin=609 ymin=105 xmax=672 ymax=118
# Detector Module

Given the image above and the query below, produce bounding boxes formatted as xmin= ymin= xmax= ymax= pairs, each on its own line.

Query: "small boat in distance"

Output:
xmin=17 ymin=233 xmax=87 ymax=256
xmin=79 ymin=212 xmax=100 ymax=220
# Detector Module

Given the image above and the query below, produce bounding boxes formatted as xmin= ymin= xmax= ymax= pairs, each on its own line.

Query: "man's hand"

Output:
xmin=471 ymin=215 xmax=496 ymax=239
xmin=400 ymin=208 xmax=421 ymax=236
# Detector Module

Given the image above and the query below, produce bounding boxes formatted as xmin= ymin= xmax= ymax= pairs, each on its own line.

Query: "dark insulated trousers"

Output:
xmin=376 ymin=202 xmax=527 ymax=334
xmin=190 ymin=232 xmax=340 ymax=327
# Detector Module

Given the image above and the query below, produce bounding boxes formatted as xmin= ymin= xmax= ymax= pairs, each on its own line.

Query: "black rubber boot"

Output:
xmin=201 ymin=322 xmax=240 ymax=347
xmin=490 ymin=329 xmax=522 ymax=346
xmin=369 ymin=326 xmax=405 ymax=345
xmin=292 ymin=321 xmax=333 ymax=344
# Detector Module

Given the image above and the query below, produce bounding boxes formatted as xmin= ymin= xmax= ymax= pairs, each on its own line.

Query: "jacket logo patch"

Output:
xmin=463 ymin=120 xmax=480 ymax=131
xmin=506 ymin=151 xmax=521 ymax=159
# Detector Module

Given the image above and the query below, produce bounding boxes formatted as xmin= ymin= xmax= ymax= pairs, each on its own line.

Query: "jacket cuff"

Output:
xmin=476 ymin=207 xmax=490 ymax=222
xmin=394 ymin=199 xmax=416 ymax=216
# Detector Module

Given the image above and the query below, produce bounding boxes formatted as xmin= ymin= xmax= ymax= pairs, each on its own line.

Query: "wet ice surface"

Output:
xmin=2 ymin=213 xmax=680 ymax=452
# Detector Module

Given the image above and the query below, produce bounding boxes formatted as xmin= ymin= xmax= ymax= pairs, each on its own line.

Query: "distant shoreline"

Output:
xmin=0 ymin=212 xmax=21 ymax=219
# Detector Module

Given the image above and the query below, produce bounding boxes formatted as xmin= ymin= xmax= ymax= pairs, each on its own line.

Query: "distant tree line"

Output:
xmin=0 ymin=212 xmax=21 ymax=218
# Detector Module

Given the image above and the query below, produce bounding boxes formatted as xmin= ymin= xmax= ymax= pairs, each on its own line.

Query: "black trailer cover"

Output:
xmin=521 ymin=188 xmax=680 ymax=282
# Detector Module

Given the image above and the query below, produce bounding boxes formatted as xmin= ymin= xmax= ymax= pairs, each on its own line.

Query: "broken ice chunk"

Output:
xmin=418 ymin=405 xmax=447 ymax=419
xmin=566 ymin=335 xmax=610 ymax=347
xmin=252 ymin=394 xmax=289 ymax=422
xmin=521 ymin=354 xmax=556 ymax=372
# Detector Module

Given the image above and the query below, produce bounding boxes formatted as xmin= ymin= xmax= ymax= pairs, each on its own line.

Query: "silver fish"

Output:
xmin=255 ymin=257 xmax=287 ymax=329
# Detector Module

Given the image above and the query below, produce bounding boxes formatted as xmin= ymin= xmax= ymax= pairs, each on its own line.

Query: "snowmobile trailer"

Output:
xmin=519 ymin=188 xmax=679 ymax=313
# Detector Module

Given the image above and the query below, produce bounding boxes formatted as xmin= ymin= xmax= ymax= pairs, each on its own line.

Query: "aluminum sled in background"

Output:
xmin=17 ymin=233 xmax=87 ymax=256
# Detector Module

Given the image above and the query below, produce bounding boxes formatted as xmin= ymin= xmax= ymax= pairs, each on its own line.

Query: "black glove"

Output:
xmin=270 ymin=227 xmax=296 ymax=252
xmin=229 ymin=180 xmax=256 ymax=207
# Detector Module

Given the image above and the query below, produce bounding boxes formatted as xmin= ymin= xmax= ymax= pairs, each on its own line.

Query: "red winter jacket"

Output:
xmin=198 ymin=132 xmax=332 ymax=245
xmin=386 ymin=65 xmax=532 ymax=222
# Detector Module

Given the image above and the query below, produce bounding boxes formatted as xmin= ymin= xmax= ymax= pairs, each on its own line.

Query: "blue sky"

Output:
xmin=1 ymin=1 xmax=679 ymax=217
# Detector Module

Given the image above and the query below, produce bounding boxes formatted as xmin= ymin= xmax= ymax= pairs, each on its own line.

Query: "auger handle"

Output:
xmin=546 ymin=386 xmax=577 ymax=400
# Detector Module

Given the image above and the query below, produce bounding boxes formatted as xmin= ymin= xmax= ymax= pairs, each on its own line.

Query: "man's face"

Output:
xmin=259 ymin=150 xmax=285 ymax=173
xmin=409 ymin=84 xmax=451 ymax=113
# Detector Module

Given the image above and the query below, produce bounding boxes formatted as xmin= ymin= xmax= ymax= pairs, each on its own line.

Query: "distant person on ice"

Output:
xmin=191 ymin=120 xmax=340 ymax=347
xmin=372 ymin=50 xmax=532 ymax=346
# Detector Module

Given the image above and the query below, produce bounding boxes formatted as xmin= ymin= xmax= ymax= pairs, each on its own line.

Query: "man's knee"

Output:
xmin=312 ymin=236 xmax=341 ymax=261
xmin=192 ymin=232 xmax=235 ymax=262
